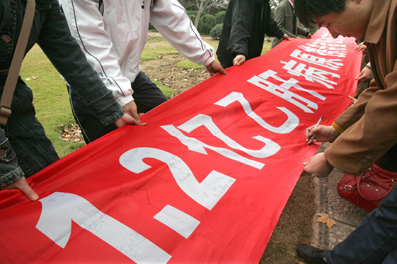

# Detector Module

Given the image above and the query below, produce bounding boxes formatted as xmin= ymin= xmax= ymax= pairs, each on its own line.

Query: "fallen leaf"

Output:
xmin=316 ymin=213 xmax=336 ymax=228
xmin=55 ymin=123 xmax=85 ymax=144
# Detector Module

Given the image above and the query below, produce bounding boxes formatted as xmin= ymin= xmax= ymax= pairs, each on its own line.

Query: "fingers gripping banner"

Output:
xmin=0 ymin=29 xmax=362 ymax=263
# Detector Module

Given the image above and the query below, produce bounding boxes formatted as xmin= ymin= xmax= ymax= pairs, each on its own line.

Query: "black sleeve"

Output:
xmin=264 ymin=14 xmax=285 ymax=39
xmin=227 ymin=0 xmax=256 ymax=57
xmin=36 ymin=0 xmax=124 ymax=125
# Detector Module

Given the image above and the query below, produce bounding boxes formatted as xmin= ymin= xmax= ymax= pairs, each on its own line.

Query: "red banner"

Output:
xmin=0 ymin=29 xmax=361 ymax=263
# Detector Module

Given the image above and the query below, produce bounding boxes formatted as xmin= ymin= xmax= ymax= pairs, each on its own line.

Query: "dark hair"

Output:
xmin=295 ymin=0 xmax=346 ymax=28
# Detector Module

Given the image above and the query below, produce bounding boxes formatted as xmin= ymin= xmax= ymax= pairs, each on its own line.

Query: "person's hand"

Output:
xmin=355 ymin=42 xmax=367 ymax=51
xmin=280 ymin=34 xmax=290 ymax=41
xmin=302 ymin=153 xmax=334 ymax=178
xmin=122 ymin=101 xmax=142 ymax=121
xmin=114 ymin=113 xmax=146 ymax=127
xmin=348 ymin=95 xmax=357 ymax=105
xmin=355 ymin=66 xmax=373 ymax=83
xmin=114 ymin=101 xmax=146 ymax=127
xmin=233 ymin=55 xmax=246 ymax=66
xmin=114 ymin=101 xmax=146 ymax=128
xmin=306 ymin=125 xmax=339 ymax=145
xmin=206 ymin=60 xmax=227 ymax=75
xmin=306 ymin=33 xmax=312 ymax=39
xmin=1 ymin=177 xmax=39 ymax=201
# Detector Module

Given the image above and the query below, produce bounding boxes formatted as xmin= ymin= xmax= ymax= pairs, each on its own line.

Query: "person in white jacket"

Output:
xmin=59 ymin=0 xmax=226 ymax=142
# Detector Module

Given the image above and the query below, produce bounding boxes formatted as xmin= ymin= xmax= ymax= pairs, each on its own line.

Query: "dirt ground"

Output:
xmin=139 ymin=35 xmax=315 ymax=263
xmin=141 ymin=53 xmax=209 ymax=97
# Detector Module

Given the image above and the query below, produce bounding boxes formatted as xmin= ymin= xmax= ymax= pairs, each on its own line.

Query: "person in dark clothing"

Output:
xmin=216 ymin=0 xmax=289 ymax=68
xmin=271 ymin=0 xmax=312 ymax=48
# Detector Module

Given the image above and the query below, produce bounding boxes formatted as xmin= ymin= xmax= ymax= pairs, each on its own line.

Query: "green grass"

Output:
xmin=141 ymin=47 xmax=180 ymax=61
xmin=173 ymin=37 xmax=219 ymax=70
xmin=176 ymin=60 xmax=205 ymax=69
xmin=141 ymin=36 xmax=180 ymax=61
xmin=151 ymin=79 xmax=174 ymax=98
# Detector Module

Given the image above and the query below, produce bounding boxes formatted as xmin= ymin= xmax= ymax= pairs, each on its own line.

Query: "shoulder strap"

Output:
xmin=0 ymin=0 xmax=36 ymax=126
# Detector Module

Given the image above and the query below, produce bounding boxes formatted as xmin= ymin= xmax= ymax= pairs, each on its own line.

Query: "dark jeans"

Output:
xmin=378 ymin=144 xmax=397 ymax=172
xmin=69 ymin=71 xmax=167 ymax=143
xmin=325 ymin=184 xmax=397 ymax=263
xmin=0 ymin=81 xmax=59 ymax=186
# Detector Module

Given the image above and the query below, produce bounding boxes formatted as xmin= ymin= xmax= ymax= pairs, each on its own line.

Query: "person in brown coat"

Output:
xmin=292 ymin=0 xmax=397 ymax=263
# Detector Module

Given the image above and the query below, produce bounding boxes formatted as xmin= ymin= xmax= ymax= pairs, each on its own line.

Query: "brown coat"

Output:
xmin=325 ymin=0 xmax=397 ymax=175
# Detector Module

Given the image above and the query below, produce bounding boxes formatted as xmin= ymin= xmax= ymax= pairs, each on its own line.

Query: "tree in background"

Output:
xmin=186 ymin=0 xmax=228 ymax=29
xmin=152 ymin=0 xmax=229 ymax=36
xmin=200 ymin=14 xmax=216 ymax=35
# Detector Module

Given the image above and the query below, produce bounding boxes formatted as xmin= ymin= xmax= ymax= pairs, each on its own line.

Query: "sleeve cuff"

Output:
xmin=100 ymin=109 xmax=125 ymax=126
xmin=203 ymin=56 xmax=215 ymax=67
xmin=332 ymin=121 xmax=345 ymax=135
xmin=116 ymin=95 xmax=134 ymax=108
xmin=0 ymin=167 xmax=24 ymax=187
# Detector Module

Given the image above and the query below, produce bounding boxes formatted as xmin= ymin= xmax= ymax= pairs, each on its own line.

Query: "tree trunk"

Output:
xmin=194 ymin=1 xmax=205 ymax=29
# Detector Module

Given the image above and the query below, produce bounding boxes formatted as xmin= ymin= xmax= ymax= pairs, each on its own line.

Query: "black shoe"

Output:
xmin=297 ymin=244 xmax=327 ymax=264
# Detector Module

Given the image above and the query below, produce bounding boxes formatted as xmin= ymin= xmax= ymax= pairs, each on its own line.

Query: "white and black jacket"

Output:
xmin=59 ymin=0 xmax=216 ymax=107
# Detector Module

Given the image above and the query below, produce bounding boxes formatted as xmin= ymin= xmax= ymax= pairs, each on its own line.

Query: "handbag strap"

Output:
xmin=0 ymin=0 xmax=36 ymax=126
xmin=356 ymin=168 xmax=396 ymax=201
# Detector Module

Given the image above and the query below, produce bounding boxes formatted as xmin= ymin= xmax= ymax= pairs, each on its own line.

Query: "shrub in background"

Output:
xmin=199 ymin=14 xmax=216 ymax=35
xmin=215 ymin=11 xmax=226 ymax=24
xmin=210 ymin=24 xmax=223 ymax=40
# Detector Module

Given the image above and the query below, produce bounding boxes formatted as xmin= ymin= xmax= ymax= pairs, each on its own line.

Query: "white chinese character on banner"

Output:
xmin=290 ymin=49 xmax=344 ymax=71
xmin=247 ymin=70 xmax=325 ymax=113
xmin=298 ymin=40 xmax=348 ymax=57
xmin=281 ymin=60 xmax=340 ymax=89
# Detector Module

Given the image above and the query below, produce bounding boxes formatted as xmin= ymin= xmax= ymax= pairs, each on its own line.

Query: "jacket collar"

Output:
xmin=365 ymin=0 xmax=392 ymax=44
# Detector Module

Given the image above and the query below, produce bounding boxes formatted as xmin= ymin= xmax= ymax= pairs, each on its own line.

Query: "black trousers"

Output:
xmin=379 ymin=143 xmax=397 ymax=172
xmin=68 ymin=71 xmax=167 ymax=143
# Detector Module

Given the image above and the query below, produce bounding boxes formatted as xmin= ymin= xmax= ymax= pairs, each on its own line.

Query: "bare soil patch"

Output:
xmin=141 ymin=53 xmax=209 ymax=97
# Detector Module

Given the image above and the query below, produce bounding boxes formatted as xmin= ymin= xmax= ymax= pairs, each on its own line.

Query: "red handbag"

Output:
xmin=337 ymin=163 xmax=397 ymax=212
